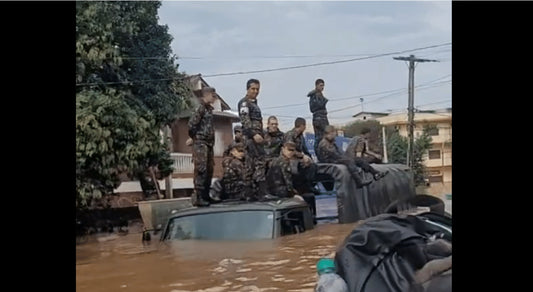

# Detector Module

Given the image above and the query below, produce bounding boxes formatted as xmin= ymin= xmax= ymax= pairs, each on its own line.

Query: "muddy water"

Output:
xmin=76 ymin=221 xmax=359 ymax=292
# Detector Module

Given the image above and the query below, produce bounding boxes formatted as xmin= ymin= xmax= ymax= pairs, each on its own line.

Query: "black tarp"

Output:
xmin=315 ymin=163 xmax=416 ymax=223
xmin=335 ymin=213 xmax=452 ymax=292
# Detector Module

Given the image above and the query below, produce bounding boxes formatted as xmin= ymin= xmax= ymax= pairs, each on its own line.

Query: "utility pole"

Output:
xmin=393 ymin=55 xmax=437 ymax=168
xmin=360 ymin=98 xmax=364 ymax=113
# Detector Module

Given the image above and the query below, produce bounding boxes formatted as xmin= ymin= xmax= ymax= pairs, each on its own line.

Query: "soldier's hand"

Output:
xmin=185 ymin=138 xmax=193 ymax=146
xmin=302 ymin=155 xmax=312 ymax=166
xmin=253 ymin=134 xmax=264 ymax=144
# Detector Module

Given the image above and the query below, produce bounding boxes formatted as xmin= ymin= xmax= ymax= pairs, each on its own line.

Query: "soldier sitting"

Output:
xmin=210 ymin=142 xmax=246 ymax=202
xmin=317 ymin=125 xmax=374 ymax=188
xmin=344 ymin=127 xmax=389 ymax=181
xmin=267 ymin=141 xmax=317 ymax=219
xmin=223 ymin=125 xmax=244 ymax=157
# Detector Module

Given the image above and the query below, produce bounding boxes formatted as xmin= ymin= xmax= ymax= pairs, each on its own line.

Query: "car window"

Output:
xmin=165 ymin=210 xmax=274 ymax=240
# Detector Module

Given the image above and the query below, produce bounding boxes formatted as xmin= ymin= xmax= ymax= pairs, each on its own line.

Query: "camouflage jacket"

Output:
xmin=317 ymin=138 xmax=343 ymax=163
xmin=283 ymin=128 xmax=311 ymax=158
xmin=263 ymin=129 xmax=285 ymax=159
xmin=344 ymin=135 xmax=365 ymax=160
xmin=308 ymin=89 xmax=328 ymax=119
xmin=222 ymin=156 xmax=245 ymax=195
xmin=267 ymin=155 xmax=296 ymax=197
xmin=188 ymin=101 xmax=214 ymax=146
xmin=238 ymin=97 xmax=263 ymax=139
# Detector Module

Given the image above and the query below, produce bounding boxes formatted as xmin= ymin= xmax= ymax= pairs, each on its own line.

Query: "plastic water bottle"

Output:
xmin=315 ymin=258 xmax=348 ymax=292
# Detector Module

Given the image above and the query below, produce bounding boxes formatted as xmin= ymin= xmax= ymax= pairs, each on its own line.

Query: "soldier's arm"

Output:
xmin=188 ymin=104 xmax=205 ymax=138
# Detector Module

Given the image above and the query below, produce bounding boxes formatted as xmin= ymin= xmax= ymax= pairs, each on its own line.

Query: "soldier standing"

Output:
xmin=237 ymin=79 xmax=267 ymax=200
xmin=317 ymin=125 xmax=374 ymax=188
xmin=308 ymin=79 xmax=329 ymax=154
xmin=187 ymin=86 xmax=216 ymax=207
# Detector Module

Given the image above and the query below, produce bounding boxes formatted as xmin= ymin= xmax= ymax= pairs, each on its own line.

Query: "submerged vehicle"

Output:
xmin=160 ymin=197 xmax=314 ymax=241
xmin=143 ymin=162 xmax=419 ymax=241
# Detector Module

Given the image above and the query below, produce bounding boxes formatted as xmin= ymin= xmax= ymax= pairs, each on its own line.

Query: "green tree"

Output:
xmin=76 ymin=1 xmax=191 ymax=208
xmin=386 ymin=126 xmax=432 ymax=186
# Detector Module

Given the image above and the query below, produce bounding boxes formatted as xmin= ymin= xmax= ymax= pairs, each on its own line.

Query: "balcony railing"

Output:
xmin=170 ymin=153 xmax=194 ymax=173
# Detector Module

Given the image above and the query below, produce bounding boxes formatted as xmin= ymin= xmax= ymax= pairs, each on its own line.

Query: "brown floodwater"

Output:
xmin=76 ymin=221 xmax=360 ymax=292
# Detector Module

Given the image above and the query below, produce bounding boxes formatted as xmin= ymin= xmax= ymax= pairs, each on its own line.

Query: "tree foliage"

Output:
xmin=386 ymin=126 xmax=433 ymax=186
xmin=76 ymin=1 xmax=191 ymax=208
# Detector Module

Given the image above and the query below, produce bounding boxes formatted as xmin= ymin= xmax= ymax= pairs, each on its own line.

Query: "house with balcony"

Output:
xmin=375 ymin=108 xmax=452 ymax=198
xmin=111 ymin=75 xmax=240 ymax=207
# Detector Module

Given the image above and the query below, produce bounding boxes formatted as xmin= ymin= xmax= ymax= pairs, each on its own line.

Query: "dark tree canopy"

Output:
xmin=76 ymin=1 xmax=191 ymax=208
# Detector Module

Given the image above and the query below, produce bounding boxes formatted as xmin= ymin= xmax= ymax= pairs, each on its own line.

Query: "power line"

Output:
xmin=76 ymin=42 xmax=450 ymax=87
xmin=201 ymin=42 xmax=451 ymax=78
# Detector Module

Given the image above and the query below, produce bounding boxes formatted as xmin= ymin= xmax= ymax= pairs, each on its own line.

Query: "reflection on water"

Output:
xmin=76 ymin=222 xmax=359 ymax=292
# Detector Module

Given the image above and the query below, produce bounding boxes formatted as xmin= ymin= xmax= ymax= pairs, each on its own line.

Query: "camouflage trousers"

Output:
xmin=244 ymin=137 xmax=266 ymax=199
xmin=313 ymin=116 xmax=329 ymax=153
xmin=193 ymin=141 xmax=214 ymax=200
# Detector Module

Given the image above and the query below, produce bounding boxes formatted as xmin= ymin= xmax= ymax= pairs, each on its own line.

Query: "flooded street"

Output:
xmin=76 ymin=220 xmax=359 ymax=292
xmin=75 ymin=193 xmax=451 ymax=291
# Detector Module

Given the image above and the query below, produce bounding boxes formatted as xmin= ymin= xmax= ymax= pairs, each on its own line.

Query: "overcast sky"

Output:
xmin=158 ymin=0 xmax=451 ymax=132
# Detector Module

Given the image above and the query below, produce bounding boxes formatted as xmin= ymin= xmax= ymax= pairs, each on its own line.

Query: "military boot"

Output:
xmin=353 ymin=171 xmax=374 ymax=188
xmin=191 ymin=191 xmax=210 ymax=207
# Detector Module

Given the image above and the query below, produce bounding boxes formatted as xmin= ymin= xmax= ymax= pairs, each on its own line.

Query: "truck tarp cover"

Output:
xmin=335 ymin=213 xmax=452 ymax=292
xmin=316 ymin=163 xmax=415 ymax=223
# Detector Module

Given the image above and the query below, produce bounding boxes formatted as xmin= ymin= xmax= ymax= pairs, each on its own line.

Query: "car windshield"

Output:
xmin=165 ymin=210 xmax=275 ymax=240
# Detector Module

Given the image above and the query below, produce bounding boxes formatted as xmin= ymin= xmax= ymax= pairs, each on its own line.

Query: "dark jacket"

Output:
xmin=308 ymin=89 xmax=328 ymax=119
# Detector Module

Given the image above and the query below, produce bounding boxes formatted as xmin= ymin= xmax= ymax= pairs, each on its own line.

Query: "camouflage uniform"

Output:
xmin=283 ymin=128 xmax=317 ymax=193
xmin=266 ymin=155 xmax=297 ymax=198
xmin=188 ymin=101 xmax=215 ymax=202
xmin=308 ymin=89 xmax=329 ymax=154
xmin=283 ymin=128 xmax=312 ymax=158
xmin=317 ymin=138 xmax=372 ymax=188
xmin=238 ymin=97 xmax=266 ymax=199
xmin=221 ymin=155 xmax=245 ymax=200
xmin=223 ymin=135 xmax=243 ymax=157
xmin=345 ymin=136 xmax=380 ymax=176
xmin=263 ymin=129 xmax=284 ymax=169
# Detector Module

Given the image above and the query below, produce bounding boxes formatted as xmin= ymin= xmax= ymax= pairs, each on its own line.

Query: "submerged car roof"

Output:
xmin=168 ymin=198 xmax=309 ymax=219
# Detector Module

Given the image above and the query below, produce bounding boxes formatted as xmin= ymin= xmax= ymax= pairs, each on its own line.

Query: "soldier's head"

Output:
xmin=201 ymin=86 xmax=216 ymax=104
xmin=234 ymin=125 xmax=243 ymax=141
xmin=325 ymin=125 xmax=337 ymax=141
xmin=267 ymin=116 xmax=279 ymax=133
xmin=294 ymin=117 xmax=306 ymax=134
xmin=281 ymin=141 xmax=297 ymax=159
xmin=230 ymin=142 xmax=245 ymax=160
xmin=246 ymin=79 xmax=260 ymax=99
xmin=315 ymin=78 xmax=325 ymax=93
